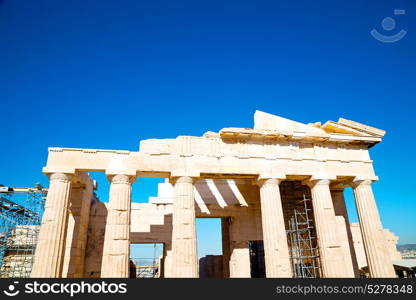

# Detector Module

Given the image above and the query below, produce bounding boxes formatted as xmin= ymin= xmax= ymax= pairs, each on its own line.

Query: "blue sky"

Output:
xmin=1 ymin=1 xmax=415 ymax=259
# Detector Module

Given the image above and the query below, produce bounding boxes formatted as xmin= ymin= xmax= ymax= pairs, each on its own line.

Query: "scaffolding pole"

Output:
xmin=0 ymin=184 xmax=47 ymax=278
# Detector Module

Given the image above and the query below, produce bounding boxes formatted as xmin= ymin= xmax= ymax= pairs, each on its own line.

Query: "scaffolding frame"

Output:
xmin=130 ymin=258 xmax=160 ymax=278
xmin=130 ymin=243 xmax=161 ymax=278
xmin=0 ymin=184 xmax=47 ymax=278
xmin=286 ymin=194 xmax=320 ymax=278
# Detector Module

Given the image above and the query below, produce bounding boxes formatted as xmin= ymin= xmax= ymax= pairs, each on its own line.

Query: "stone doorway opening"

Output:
xmin=280 ymin=181 xmax=320 ymax=278
xmin=249 ymin=240 xmax=266 ymax=278
xmin=196 ymin=218 xmax=224 ymax=278
xmin=129 ymin=243 xmax=164 ymax=278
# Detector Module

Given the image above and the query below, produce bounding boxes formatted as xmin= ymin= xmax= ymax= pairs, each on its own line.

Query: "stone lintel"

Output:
xmin=309 ymin=174 xmax=337 ymax=182
xmin=136 ymin=171 xmax=170 ymax=178
xmin=170 ymin=169 xmax=200 ymax=178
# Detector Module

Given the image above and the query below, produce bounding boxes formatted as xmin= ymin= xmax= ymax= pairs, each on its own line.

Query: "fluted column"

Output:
xmin=258 ymin=178 xmax=292 ymax=277
xmin=171 ymin=176 xmax=198 ymax=277
xmin=31 ymin=173 xmax=73 ymax=277
xmin=352 ymin=179 xmax=395 ymax=277
xmin=101 ymin=174 xmax=135 ymax=278
xmin=308 ymin=179 xmax=348 ymax=277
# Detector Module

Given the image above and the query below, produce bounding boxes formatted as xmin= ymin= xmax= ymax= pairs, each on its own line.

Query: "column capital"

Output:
xmin=257 ymin=172 xmax=286 ymax=182
xmin=107 ymin=174 xmax=136 ymax=184
xmin=105 ymin=168 xmax=137 ymax=177
xmin=351 ymin=178 xmax=375 ymax=188
xmin=43 ymin=167 xmax=76 ymax=180
xmin=304 ymin=178 xmax=331 ymax=188
xmin=169 ymin=176 xmax=197 ymax=185
xmin=48 ymin=172 xmax=74 ymax=183
xmin=257 ymin=177 xmax=282 ymax=187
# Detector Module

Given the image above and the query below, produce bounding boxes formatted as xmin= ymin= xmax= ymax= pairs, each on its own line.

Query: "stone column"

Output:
xmin=258 ymin=178 xmax=292 ymax=277
xmin=229 ymin=242 xmax=251 ymax=278
xmin=352 ymin=179 xmax=396 ymax=277
xmin=101 ymin=174 xmax=135 ymax=278
xmin=31 ymin=172 xmax=73 ymax=277
xmin=171 ymin=176 xmax=198 ymax=277
xmin=308 ymin=179 xmax=348 ymax=277
xmin=228 ymin=216 xmax=251 ymax=278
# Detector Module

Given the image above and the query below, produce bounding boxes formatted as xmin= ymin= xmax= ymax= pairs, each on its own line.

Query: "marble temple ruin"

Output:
xmin=30 ymin=111 xmax=400 ymax=278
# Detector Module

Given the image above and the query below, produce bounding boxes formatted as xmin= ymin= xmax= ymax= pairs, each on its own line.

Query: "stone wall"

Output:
xmin=199 ymin=255 xmax=224 ymax=278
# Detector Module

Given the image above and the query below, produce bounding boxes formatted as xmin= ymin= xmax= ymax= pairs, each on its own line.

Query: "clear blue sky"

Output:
xmin=1 ymin=1 xmax=415 ymax=260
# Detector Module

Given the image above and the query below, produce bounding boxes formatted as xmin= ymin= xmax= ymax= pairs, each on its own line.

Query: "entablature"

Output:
xmin=43 ymin=111 xmax=383 ymax=182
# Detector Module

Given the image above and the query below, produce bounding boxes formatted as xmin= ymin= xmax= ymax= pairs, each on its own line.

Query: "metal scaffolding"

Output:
xmin=130 ymin=244 xmax=162 ymax=278
xmin=0 ymin=184 xmax=47 ymax=278
xmin=131 ymin=259 xmax=160 ymax=278
xmin=286 ymin=194 xmax=320 ymax=278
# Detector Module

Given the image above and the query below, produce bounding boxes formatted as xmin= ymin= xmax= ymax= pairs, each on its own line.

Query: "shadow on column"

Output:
xmin=83 ymin=199 xmax=107 ymax=278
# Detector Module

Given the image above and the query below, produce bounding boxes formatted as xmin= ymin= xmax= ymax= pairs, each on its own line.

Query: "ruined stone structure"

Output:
xmin=350 ymin=223 xmax=401 ymax=272
xmin=31 ymin=111 xmax=398 ymax=278
xmin=0 ymin=226 xmax=39 ymax=278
